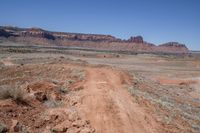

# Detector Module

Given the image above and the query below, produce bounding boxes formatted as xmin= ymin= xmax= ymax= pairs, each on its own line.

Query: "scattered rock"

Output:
xmin=11 ymin=119 xmax=23 ymax=132
xmin=72 ymin=121 xmax=82 ymax=128
xmin=34 ymin=92 xmax=47 ymax=102
xmin=52 ymin=120 xmax=71 ymax=132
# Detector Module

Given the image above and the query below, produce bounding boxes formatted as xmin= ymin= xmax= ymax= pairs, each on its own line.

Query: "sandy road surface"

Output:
xmin=77 ymin=67 xmax=159 ymax=133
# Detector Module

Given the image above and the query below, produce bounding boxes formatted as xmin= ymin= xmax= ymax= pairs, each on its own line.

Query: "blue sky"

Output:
xmin=0 ymin=0 xmax=200 ymax=50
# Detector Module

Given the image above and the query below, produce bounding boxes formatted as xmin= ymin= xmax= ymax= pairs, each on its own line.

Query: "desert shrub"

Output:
xmin=51 ymin=79 xmax=60 ymax=85
xmin=59 ymin=87 xmax=69 ymax=94
xmin=71 ymin=68 xmax=85 ymax=81
xmin=192 ymin=124 xmax=200 ymax=132
xmin=0 ymin=85 xmax=28 ymax=104
xmin=0 ymin=87 xmax=11 ymax=99
xmin=44 ymin=100 xmax=64 ymax=108
xmin=0 ymin=123 xmax=7 ymax=133
xmin=67 ymin=79 xmax=74 ymax=84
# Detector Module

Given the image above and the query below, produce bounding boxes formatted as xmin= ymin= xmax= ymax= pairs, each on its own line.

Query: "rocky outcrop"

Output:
xmin=0 ymin=29 xmax=13 ymax=38
xmin=158 ymin=42 xmax=189 ymax=53
xmin=52 ymin=32 xmax=118 ymax=42
xmin=159 ymin=42 xmax=187 ymax=48
xmin=21 ymin=28 xmax=55 ymax=40
xmin=0 ymin=26 xmax=189 ymax=53
xmin=128 ymin=36 xmax=143 ymax=43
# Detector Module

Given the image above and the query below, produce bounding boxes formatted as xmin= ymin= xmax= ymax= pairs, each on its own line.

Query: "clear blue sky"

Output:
xmin=0 ymin=0 xmax=200 ymax=50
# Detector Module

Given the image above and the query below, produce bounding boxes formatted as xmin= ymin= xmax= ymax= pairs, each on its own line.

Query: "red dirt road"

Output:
xmin=77 ymin=67 xmax=159 ymax=133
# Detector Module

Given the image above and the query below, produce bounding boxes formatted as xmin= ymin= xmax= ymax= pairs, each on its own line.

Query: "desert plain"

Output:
xmin=0 ymin=43 xmax=200 ymax=133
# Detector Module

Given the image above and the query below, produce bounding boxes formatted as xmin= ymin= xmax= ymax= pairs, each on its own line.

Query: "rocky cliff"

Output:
xmin=0 ymin=26 xmax=189 ymax=53
xmin=128 ymin=36 xmax=144 ymax=43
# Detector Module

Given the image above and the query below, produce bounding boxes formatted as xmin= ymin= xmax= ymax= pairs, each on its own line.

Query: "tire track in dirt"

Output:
xmin=77 ymin=67 xmax=159 ymax=133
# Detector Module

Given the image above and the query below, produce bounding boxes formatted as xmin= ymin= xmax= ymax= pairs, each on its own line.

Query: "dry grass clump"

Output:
xmin=0 ymin=123 xmax=7 ymax=133
xmin=0 ymin=85 xmax=28 ymax=104
xmin=59 ymin=87 xmax=69 ymax=94
xmin=71 ymin=68 xmax=85 ymax=81
xmin=44 ymin=99 xmax=64 ymax=108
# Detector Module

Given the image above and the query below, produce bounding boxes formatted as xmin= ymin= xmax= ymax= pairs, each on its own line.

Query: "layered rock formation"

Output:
xmin=128 ymin=36 xmax=143 ymax=43
xmin=0 ymin=26 xmax=189 ymax=53
xmin=159 ymin=42 xmax=187 ymax=48
xmin=21 ymin=28 xmax=55 ymax=40
xmin=156 ymin=42 xmax=189 ymax=53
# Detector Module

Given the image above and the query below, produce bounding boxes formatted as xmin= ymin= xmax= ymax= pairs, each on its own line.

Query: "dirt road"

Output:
xmin=77 ymin=67 xmax=159 ymax=133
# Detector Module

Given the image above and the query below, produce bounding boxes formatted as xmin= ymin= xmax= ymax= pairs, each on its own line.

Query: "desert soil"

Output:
xmin=0 ymin=59 xmax=159 ymax=133
xmin=0 ymin=46 xmax=200 ymax=133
